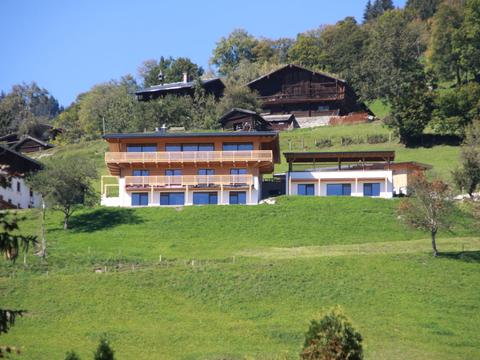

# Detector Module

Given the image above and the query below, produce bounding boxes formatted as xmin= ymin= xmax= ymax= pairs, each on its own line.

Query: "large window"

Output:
xmin=326 ymin=184 xmax=351 ymax=196
xmin=364 ymin=183 xmax=380 ymax=197
xmin=229 ymin=191 xmax=246 ymax=205
xmin=165 ymin=143 xmax=214 ymax=151
xmin=131 ymin=192 xmax=149 ymax=206
xmin=230 ymin=168 xmax=247 ymax=175
xmin=132 ymin=169 xmax=150 ymax=176
xmin=193 ymin=192 xmax=218 ymax=205
xmin=127 ymin=144 xmax=157 ymax=152
xmin=298 ymin=184 xmax=315 ymax=196
xmin=222 ymin=143 xmax=254 ymax=151
xmin=160 ymin=192 xmax=185 ymax=205
xmin=165 ymin=169 xmax=182 ymax=176
xmin=198 ymin=169 xmax=215 ymax=175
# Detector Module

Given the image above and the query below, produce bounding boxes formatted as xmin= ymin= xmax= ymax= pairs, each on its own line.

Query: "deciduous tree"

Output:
xmin=398 ymin=173 xmax=454 ymax=256
xmin=27 ymin=157 xmax=98 ymax=230
xmin=210 ymin=29 xmax=259 ymax=75
xmin=452 ymin=121 xmax=480 ymax=198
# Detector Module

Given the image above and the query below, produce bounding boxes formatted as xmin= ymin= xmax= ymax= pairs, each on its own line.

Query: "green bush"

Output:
xmin=65 ymin=350 xmax=81 ymax=360
xmin=366 ymin=134 xmax=389 ymax=144
xmin=301 ymin=306 xmax=363 ymax=360
xmin=315 ymin=138 xmax=334 ymax=148
xmin=94 ymin=336 xmax=115 ymax=360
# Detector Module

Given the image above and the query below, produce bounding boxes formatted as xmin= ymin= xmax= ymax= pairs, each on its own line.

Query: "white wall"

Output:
xmin=101 ymin=176 xmax=261 ymax=207
xmin=287 ymin=170 xmax=394 ymax=198
xmin=0 ymin=176 xmax=42 ymax=209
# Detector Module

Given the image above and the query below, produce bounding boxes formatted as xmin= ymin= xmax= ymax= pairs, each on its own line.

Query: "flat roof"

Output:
xmin=104 ymin=131 xmax=279 ymax=140
xmin=284 ymin=151 xmax=395 ymax=163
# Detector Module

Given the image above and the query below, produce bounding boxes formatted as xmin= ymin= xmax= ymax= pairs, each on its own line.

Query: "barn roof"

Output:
xmin=247 ymin=64 xmax=346 ymax=87
xmin=136 ymin=77 xmax=224 ymax=95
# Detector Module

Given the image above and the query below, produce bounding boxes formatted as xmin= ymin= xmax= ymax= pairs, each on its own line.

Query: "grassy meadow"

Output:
xmin=1 ymin=123 xmax=477 ymax=359
xmin=1 ymin=197 xmax=479 ymax=359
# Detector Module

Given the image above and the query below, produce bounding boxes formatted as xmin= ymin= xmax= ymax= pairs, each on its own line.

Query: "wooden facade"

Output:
xmin=219 ymin=109 xmax=299 ymax=132
xmin=247 ymin=64 xmax=368 ymax=118
xmin=102 ymin=131 xmax=280 ymax=206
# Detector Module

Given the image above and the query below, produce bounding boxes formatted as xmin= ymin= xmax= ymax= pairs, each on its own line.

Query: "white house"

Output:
xmin=284 ymin=151 xmax=431 ymax=199
xmin=0 ymin=145 xmax=43 ymax=209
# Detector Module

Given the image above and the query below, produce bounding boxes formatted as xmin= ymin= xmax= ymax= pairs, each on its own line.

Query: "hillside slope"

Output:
xmin=1 ymin=197 xmax=479 ymax=359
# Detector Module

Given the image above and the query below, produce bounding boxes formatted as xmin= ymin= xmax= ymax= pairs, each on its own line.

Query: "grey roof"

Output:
xmin=262 ymin=114 xmax=295 ymax=122
xmin=136 ymin=77 xmax=223 ymax=95
xmin=103 ymin=131 xmax=278 ymax=140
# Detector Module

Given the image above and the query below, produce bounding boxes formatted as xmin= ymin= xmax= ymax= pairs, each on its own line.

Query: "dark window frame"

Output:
xmin=229 ymin=191 xmax=247 ymax=205
xmin=165 ymin=169 xmax=182 ymax=176
xmin=193 ymin=192 xmax=218 ymax=205
xmin=131 ymin=192 xmax=149 ymax=206
xmin=222 ymin=143 xmax=254 ymax=151
xmin=298 ymin=184 xmax=315 ymax=196
xmin=165 ymin=143 xmax=214 ymax=152
xmin=160 ymin=192 xmax=185 ymax=206
xmin=127 ymin=144 xmax=157 ymax=152
xmin=230 ymin=168 xmax=248 ymax=175
xmin=132 ymin=169 xmax=150 ymax=176
xmin=364 ymin=183 xmax=381 ymax=197
xmin=326 ymin=184 xmax=352 ymax=196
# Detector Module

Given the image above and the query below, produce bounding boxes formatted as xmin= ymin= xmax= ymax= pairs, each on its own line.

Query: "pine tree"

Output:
xmin=363 ymin=0 xmax=373 ymax=22
xmin=381 ymin=0 xmax=394 ymax=11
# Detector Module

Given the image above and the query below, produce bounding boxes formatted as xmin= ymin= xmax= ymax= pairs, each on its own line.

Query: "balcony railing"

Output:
xmin=105 ymin=150 xmax=272 ymax=164
xmin=124 ymin=175 xmax=253 ymax=188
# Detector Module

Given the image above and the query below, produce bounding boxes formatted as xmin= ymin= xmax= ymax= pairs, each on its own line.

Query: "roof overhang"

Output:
xmin=284 ymin=151 xmax=396 ymax=163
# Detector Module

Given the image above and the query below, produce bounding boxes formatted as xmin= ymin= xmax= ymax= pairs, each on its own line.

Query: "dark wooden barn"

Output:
xmin=219 ymin=108 xmax=272 ymax=131
xmin=247 ymin=64 xmax=368 ymax=118
xmin=136 ymin=77 xmax=225 ymax=101
xmin=10 ymin=136 xmax=54 ymax=153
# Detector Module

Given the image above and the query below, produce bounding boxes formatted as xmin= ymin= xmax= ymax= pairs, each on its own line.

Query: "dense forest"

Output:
xmin=1 ymin=0 xmax=479 ymax=145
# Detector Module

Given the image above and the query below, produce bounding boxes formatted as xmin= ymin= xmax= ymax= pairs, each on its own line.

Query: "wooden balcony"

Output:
xmin=105 ymin=150 xmax=273 ymax=165
xmin=124 ymin=175 xmax=254 ymax=189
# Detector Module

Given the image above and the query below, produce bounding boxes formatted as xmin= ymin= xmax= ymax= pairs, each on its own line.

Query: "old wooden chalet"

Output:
xmin=247 ymin=64 xmax=369 ymax=120
xmin=101 ymin=130 xmax=280 ymax=207
xmin=219 ymin=108 xmax=299 ymax=132
xmin=136 ymin=75 xmax=225 ymax=101
xmin=0 ymin=145 xmax=43 ymax=209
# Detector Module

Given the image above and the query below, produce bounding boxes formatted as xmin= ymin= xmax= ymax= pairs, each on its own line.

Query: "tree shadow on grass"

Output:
xmin=69 ymin=207 xmax=144 ymax=233
xmin=439 ymin=251 xmax=480 ymax=263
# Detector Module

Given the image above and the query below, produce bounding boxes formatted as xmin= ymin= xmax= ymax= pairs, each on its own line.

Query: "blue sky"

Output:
xmin=0 ymin=0 xmax=406 ymax=107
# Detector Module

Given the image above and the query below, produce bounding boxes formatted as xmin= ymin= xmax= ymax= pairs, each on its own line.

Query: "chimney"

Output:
xmin=182 ymin=72 xmax=188 ymax=83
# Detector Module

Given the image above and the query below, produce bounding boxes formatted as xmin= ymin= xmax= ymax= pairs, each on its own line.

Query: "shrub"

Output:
xmin=301 ymin=306 xmax=363 ymax=360
xmin=340 ymin=136 xmax=364 ymax=146
xmin=315 ymin=138 xmax=333 ymax=148
xmin=65 ymin=350 xmax=81 ymax=360
xmin=94 ymin=336 xmax=115 ymax=360
xmin=366 ymin=134 xmax=389 ymax=144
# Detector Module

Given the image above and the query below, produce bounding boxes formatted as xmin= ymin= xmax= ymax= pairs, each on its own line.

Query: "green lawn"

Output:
xmin=1 ymin=124 xmax=475 ymax=359
xmin=1 ymin=197 xmax=479 ymax=359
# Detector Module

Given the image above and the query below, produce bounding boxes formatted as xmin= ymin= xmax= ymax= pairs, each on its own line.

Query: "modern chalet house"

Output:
xmin=284 ymin=151 xmax=431 ymax=198
xmin=135 ymin=73 xmax=225 ymax=101
xmin=101 ymin=130 xmax=279 ymax=207
xmin=0 ymin=145 xmax=43 ymax=209
xmin=247 ymin=64 xmax=370 ymax=127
